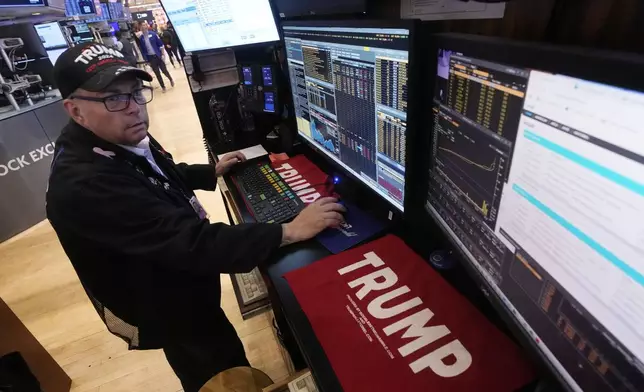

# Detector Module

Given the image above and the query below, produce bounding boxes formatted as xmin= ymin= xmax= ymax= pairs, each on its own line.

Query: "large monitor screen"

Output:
xmin=284 ymin=25 xmax=410 ymax=211
xmin=159 ymin=0 xmax=280 ymax=52
xmin=34 ymin=22 xmax=68 ymax=51
xmin=426 ymin=46 xmax=644 ymax=391
xmin=274 ymin=0 xmax=366 ymax=18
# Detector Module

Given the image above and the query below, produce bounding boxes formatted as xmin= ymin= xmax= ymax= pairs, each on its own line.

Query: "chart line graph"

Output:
xmin=438 ymin=147 xmax=497 ymax=172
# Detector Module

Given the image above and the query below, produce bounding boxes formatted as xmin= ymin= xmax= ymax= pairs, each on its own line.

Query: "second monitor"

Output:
xmin=283 ymin=22 xmax=412 ymax=211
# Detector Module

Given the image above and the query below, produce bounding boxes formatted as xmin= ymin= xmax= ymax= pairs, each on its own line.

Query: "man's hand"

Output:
xmin=281 ymin=198 xmax=346 ymax=246
xmin=215 ymin=151 xmax=246 ymax=176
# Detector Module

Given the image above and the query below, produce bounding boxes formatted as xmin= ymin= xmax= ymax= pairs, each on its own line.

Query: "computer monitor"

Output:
xmin=425 ymin=34 xmax=644 ymax=391
xmin=159 ymin=0 xmax=280 ymax=53
xmin=65 ymin=0 xmax=96 ymax=16
xmin=34 ymin=22 xmax=68 ymax=51
xmin=60 ymin=21 xmax=94 ymax=44
xmin=283 ymin=22 xmax=414 ymax=211
xmin=273 ymin=0 xmax=366 ymax=18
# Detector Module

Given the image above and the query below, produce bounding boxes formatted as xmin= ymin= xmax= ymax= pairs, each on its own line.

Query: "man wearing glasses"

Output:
xmin=46 ymin=44 xmax=345 ymax=392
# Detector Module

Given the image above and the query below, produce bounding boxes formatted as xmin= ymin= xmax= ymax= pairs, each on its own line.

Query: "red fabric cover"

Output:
xmin=271 ymin=155 xmax=332 ymax=204
xmin=284 ymin=234 xmax=535 ymax=392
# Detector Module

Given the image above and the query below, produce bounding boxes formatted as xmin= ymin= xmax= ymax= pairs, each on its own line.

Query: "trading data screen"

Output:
xmin=160 ymin=0 xmax=280 ymax=52
xmin=427 ymin=49 xmax=644 ymax=391
xmin=284 ymin=25 xmax=410 ymax=210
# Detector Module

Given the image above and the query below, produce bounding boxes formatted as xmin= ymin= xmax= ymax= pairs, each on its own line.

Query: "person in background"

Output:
xmin=161 ymin=27 xmax=181 ymax=68
xmin=137 ymin=21 xmax=174 ymax=93
xmin=164 ymin=22 xmax=184 ymax=66
xmin=115 ymin=31 xmax=137 ymax=66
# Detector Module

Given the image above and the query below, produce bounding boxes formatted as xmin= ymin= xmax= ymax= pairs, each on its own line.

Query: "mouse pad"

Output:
xmin=316 ymin=201 xmax=386 ymax=254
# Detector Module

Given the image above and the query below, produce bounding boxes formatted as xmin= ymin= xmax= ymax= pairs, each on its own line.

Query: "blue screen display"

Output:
xmin=264 ymin=92 xmax=275 ymax=113
xmin=262 ymin=66 xmax=273 ymax=86
xmin=243 ymin=67 xmax=253 ymax=85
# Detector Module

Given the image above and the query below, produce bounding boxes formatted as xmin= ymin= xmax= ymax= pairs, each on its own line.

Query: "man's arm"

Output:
xmin=51 ymin=170 xmax=282 ymax=275
xmin=175 ymin=163 xmax=217 ymax=191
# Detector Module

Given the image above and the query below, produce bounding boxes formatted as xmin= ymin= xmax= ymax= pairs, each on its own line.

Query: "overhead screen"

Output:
xmin=160 ymin=0 xmax=280 ymax=52
xmin=427 ymin=47 xmax=644 ymax=391
xmin=273 ymin=0 xmax=366 ymax=18
xmin=284 ymin=25 xmax=410 ymax=211
xmin=0 ymin=0 xmax=45 ymax=6
xmin=65 ymin=0 xmax=96 ymax=16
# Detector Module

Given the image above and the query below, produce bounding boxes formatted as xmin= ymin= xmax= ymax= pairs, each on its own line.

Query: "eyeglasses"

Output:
xmin=70 ymin=86 xmax=154 ymax=112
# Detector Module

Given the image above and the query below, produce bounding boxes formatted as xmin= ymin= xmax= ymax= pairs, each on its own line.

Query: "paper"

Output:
xmin=401 ymin=0 xmax=505 ymax=21
xmin=217 ymin=144 xmax=268 ymax=161
xmin=288 ymin=372 xmax=318 ymax=392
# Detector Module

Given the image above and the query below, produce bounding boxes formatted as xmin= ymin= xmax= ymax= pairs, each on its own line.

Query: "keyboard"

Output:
xmin=235 ymin=268 xmax=268 ymax=305
xmin=233 ymin=160 xmax=305 ymax=224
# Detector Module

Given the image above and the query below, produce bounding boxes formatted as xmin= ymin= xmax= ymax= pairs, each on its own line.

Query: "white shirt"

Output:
xmin=142 ymin=33 xmax=156 ymax=56
xmin=119 ymin=136 xmax=166 ymax=178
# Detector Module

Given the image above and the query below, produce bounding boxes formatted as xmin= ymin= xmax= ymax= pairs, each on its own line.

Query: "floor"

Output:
xmin=0 ymin=65 xmax=289 ymax=391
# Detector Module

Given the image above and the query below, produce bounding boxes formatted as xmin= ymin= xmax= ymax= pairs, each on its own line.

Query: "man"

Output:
xmin=115 ymin=31 xmax=137 ymax=65
xmin=162 ymin=24 xmax=182 ymax=68
xmin=137 ymin=21 xmax=174 ymax=92
xmin=161 ymin=26 xmax=180 ymax=68
xmin=47 ymin=43 xmax=345 ymax=392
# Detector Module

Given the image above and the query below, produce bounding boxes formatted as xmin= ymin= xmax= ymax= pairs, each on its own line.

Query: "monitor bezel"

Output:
xmin=282 ymin=19 xmax=421 ymax=213
xmin=419 ymin=33 xmax=644 ymax=392
xmin=158 ymin=0 xmax=282 ymax=54
xmin=274 ymin=0 xmax=367 ymax=19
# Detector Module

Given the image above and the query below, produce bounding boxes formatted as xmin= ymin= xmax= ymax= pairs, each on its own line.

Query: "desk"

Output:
xmin=217 ymin=167 xmax=345 ymax=392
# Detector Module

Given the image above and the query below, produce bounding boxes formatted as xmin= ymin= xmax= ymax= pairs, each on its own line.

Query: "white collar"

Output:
xmin=119 ymin=136 xmax=151 ymax=158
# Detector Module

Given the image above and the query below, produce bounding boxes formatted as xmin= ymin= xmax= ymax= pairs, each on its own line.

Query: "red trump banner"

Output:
xmin=285 ymin=234 xmax=535 ymax=392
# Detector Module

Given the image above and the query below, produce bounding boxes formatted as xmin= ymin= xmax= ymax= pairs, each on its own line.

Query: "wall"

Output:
xmin=369 ymin=0 xmax=644 ymax=53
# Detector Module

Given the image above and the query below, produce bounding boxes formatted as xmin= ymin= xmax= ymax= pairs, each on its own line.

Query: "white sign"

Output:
xmin=401 ymin=0 xmax=505 ymax=21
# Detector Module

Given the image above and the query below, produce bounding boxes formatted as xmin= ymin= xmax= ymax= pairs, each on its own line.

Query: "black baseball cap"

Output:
xmin=53 ymin=43 xmax=152 ymax=99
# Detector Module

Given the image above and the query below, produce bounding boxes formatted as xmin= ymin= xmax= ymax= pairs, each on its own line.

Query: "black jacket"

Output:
xmin=46 ymin=121 xmax=283 ymax=349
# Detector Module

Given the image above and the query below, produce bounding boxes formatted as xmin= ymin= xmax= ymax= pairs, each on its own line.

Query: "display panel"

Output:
xmin=87 ymin=3 xmax=110 ymax=22
xmin=107 ymin=1 xmax=125 ymax=19
xmin=284 ymin=24 xmax=410 ymax=211
xmin=60 ymin=21 xmax=94 ymax=44
xmin=159 ymin=0 xmax=280 ymax=52
xmin=65 ymin=0 xmax=96 ymax=16
xmin=34 ymin=22 xmax=68 ymax=51
xmin=273 ymin=0 xmax=366 ymax=18
xmin=0 ymin=0 xmax=44 ymax=6
xmin=426 ymin=46 xmax=644 ymax=392
xmin=263 ymin=92 xmax=275 ymax=112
